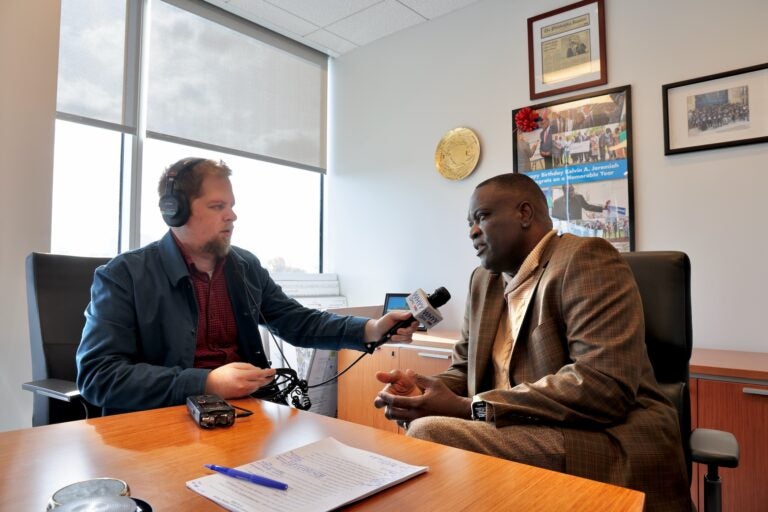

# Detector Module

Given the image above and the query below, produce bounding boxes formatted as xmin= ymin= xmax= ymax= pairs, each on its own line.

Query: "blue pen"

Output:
xmin=204 ymin=464 xmax=289 ymax=490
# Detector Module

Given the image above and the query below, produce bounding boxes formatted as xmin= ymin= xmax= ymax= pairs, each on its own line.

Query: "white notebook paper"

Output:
xmin=186 ymin=437 xmax=428 ymax=512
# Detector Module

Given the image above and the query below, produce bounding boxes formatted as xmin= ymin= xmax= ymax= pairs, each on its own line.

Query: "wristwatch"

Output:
xmin=471 ymin=395 xmax=492 ymax=422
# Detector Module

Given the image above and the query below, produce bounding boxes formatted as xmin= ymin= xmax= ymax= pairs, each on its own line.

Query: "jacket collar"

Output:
xmin=158 ymin=230 xmax=252 ymax=286
xmin=158 ymin=230 xmax=191 ymax=286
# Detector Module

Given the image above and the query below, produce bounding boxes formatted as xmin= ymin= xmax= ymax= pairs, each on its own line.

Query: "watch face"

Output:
xmin=472 ymin=400 xmax=487 ymax=421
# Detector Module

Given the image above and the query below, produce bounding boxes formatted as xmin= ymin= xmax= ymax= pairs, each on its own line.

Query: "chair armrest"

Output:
xmin=690 ymin=428 xmax=739 ymax=468
xmin=22 ymin=379 xmax=81 ymax=402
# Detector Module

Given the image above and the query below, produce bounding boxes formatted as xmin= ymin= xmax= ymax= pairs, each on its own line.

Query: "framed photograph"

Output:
xmin=527 ymin=0 xmax=607 ymax=100
xmin=512 ymin=85 xmax=634 ymax=252
xmin=662 ymin=63 xmax=768 ymax=155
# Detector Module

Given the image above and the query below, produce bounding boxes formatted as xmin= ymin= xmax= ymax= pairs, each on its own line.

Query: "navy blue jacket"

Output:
xmin=76 ymin=231 xmax=368 ymax=414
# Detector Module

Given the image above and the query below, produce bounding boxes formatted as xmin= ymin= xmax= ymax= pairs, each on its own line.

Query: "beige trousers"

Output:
xmin=406 ymin=416 xmax=566 ymax=472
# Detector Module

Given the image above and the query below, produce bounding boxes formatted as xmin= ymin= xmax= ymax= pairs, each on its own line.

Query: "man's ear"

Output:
xmin=519 ymin=201 xmax=534 ymax=228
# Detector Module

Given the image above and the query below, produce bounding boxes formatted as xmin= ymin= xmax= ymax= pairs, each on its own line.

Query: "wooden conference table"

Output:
xmin=0 ymin=398 xmax=644 ymax=511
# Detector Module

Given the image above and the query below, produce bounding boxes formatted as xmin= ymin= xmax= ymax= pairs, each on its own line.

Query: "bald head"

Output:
xmin=476 ymin=173 xmax=553 ymax=231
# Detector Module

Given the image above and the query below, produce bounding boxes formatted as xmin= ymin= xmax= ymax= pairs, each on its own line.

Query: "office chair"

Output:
xmin=23 ymin=252 xmax=110 ymax=426
xmin=622 ymin=251 xmax=739 ymax=512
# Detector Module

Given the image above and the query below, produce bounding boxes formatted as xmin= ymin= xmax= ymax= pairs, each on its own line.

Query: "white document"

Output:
xmin=186 ymin=437 xmax=428 ymax=512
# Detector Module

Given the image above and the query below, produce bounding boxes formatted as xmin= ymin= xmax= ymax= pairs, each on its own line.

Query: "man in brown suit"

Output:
xmin=374 ymin=173 xmax=690 ymax=511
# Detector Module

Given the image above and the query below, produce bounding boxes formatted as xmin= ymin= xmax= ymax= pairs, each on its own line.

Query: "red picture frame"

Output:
xmin=527 ymin=0 xmax=607 ymax=100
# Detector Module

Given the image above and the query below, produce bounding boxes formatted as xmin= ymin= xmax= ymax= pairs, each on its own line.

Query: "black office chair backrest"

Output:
xmin=622 ymin=251 xmax=692 ymax=382
xmin=26 ymin=252 xmax=110 ymax=425
xmin=621 ymin=250 xmax=693 ymax=477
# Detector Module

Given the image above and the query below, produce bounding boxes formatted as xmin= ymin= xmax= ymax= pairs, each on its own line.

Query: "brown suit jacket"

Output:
xmin=437 ymin=234 xmax=690 ymax=511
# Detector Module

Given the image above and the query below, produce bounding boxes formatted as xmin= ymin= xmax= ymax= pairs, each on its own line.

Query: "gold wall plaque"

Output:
xmin=435 ymin=127 xmax=480 ymax=180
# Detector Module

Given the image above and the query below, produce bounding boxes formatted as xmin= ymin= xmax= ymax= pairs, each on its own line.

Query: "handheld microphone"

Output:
xmin=365 ymin=287 xmax=451 ymax=353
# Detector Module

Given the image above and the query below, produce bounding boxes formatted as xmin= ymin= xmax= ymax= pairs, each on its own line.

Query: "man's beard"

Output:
xmin=202 ymin=236 xmax=231 ymax=259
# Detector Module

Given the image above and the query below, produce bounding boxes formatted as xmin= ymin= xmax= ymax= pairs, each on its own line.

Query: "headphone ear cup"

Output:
xmin=159 ymin=157 xmax=205 ymax=227
xmin=159 ymin=190 xmax=190 ymax=227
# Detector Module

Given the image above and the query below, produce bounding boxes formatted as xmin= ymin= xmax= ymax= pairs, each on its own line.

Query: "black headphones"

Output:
xmin=159 ymin=157 xmax=206 ymax=227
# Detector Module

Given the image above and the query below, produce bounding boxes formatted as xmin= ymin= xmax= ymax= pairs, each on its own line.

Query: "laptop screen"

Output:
xmin=383 ymin=293 xmax=408 ymax=314
xmin=383 ymin=293 xmax=426 ymax=330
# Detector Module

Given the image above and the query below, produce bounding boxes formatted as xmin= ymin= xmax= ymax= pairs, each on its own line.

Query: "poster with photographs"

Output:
xmin=663 ymin=63 xmax=768 ymax=154
xmin=513 ymin=85 xmax=634 ymax=252
xmin=528 ymin=0 xmax=607 ymax=99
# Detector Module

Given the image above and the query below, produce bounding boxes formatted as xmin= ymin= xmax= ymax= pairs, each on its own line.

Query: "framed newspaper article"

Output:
xmin=662 ymin=63 xmax=768 ymax=155
xmin=512 ymin=85 xmax=634 ymax=252
xmin=527 ymin=0 xmax=607 ymax=100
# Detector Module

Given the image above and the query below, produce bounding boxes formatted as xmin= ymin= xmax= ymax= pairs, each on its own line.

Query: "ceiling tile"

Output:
xmin=203 ymin=0 xmax=486 ymax=57
xmin=326 ymin=0 xmax=424 ymax=46
xmin=226 ymin=0 xmax=319 ymax=36
xmin=399 ymin=0 xmax=480 ymax=20
xmin=304 ymin=29 xmax=358 ymax=57
xmin=265 ymin=0 xmax=382 ymax=27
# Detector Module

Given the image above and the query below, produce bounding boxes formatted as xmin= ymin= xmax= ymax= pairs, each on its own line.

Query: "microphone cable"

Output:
xmin=232 ymin=257 xmax=311 ymax=408
xmin=307 ymin=351 xmax=370 ymax=389
xmin=232 ymin=255 xmax=443 ymax=398
xmin=246 ymin=285 xmax=377 ymax=391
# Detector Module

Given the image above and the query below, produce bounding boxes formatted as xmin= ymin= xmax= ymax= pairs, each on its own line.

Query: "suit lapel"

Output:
xmin=509 ymin=235 xmax=560 ymax=370
xmin=471 ymin=273 xmax=505 ymax=395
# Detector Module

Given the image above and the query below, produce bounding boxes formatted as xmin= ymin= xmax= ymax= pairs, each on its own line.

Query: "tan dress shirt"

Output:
xmin=491 ymin=230 xmax=557 ymax=390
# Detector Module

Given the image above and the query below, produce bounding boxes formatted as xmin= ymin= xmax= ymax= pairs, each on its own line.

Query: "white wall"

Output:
xmin=326 ymin=0 xmax=768 ymax=352
xmin=1 ymin=0 xmax=765 ymax=433
xmin=0 ymin=1 xmax=61 ymax=431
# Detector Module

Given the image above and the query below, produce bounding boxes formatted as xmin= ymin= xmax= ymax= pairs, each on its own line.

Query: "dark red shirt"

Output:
xmin=173 ymin=235 xmax=241 ymax=369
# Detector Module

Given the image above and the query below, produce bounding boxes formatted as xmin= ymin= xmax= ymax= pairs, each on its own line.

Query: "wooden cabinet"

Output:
xmin=398 ymin=344 xmax=453 ymax=377
xmin=692 ymin=379 xmax=768 ymax=512
xmin=325 ymin=304 xmax=458 ymax=433
xmin=337 ymin=346 xmax=400 ymax=432
xmin=689 ymin=349 xmax=768 ymax=512
xmin=337 ymin=341 xmax=454 ymax=432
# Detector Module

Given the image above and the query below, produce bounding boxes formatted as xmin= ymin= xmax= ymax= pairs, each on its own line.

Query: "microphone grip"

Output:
xmin=364 ymin=315 xmax=415 ymax=354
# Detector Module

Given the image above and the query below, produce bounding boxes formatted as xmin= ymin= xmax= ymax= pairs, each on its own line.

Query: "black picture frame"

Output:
xmin=662 ymin=63 xmax=768 ymax=155
xmin=512 ymin=85 xmax=634 ymax=252
xmin=527 ymin=0 xmax=607 ymax=100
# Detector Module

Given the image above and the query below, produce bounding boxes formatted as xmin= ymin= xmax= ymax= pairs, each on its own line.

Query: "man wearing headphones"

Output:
xmin=76 ymin=157 xmax=416 ymax=415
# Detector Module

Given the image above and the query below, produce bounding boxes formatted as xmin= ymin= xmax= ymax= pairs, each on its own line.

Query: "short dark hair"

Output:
xmin=477 ymin=173 xmax=551 ymax=224
xmin=157 ymin=158 xmax=232 ymax=202
xmin=477 ymin=173 xmax=546 ymax=202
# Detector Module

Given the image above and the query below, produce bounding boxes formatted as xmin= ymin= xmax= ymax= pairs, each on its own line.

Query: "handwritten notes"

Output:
xmin=186 ymin=437 xmax=428 ymax=511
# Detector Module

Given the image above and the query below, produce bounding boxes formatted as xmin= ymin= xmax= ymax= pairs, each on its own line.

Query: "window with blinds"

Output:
xmin=52 ymin=0 xmax=325 ymax=273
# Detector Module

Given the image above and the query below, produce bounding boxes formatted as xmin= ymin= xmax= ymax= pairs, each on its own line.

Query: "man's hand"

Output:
xmin=364 ymin=311 xmax=418 ymax=344
xmin=205 ymin=362 xmax=276 ymax=399
xmin=375 ymin=369 xmax=423 ymax=397
xmin=373 ymin=371 xmax=472 ymax=424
